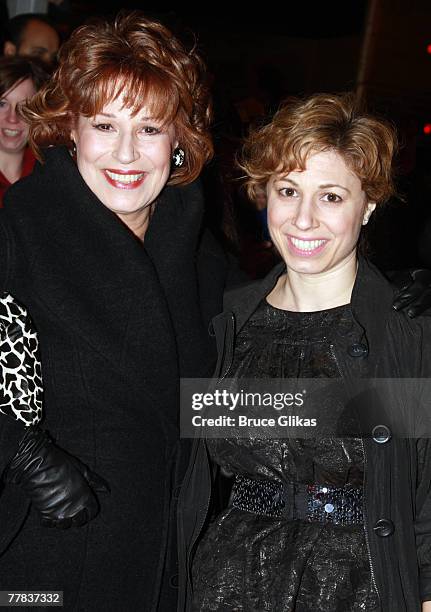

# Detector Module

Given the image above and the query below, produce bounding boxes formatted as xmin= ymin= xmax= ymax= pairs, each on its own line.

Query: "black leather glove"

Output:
xmin=4 ymin=426 xmax=109 ymax=528
xmin=391 ymin=268 xmax=431 ymax=318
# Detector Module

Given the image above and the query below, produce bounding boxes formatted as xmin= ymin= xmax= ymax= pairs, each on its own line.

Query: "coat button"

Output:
xmin=348 ymin=343 xmax=368 ymax=358
xmin=372 ymin=425 xmax=391 ymax=444
xmin=169 ymin=574 xmax=179 ymax=588
xmin=373 ymin=518 xmax=395 ymax=537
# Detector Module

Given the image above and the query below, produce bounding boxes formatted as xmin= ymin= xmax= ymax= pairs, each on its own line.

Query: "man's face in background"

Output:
xmin=4 ymin=19 xmax=60 ymax=65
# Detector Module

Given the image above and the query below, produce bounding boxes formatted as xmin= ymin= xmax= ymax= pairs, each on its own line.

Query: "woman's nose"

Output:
xmin=291 ymin=198 xmax=318 ymax=231
xmin=7 ymin=105 xmax=20 ymax=124
xmin=112 ymin=132 xmax=139 ymax=164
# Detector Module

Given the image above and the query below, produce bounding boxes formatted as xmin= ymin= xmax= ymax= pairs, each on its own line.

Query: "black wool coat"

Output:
xmin=0 ymin=146 xmax=228 ymax=612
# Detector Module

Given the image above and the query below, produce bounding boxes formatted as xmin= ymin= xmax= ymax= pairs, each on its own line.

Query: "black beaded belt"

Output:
xmin=230 ymin=474 xmax=363 ymax=526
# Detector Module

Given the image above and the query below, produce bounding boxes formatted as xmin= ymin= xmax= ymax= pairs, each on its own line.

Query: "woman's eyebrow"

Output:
xmin=318 ymin=182 xmax=351 ymax=194
xmin=277 ymin=177 xmax=299 ymax=185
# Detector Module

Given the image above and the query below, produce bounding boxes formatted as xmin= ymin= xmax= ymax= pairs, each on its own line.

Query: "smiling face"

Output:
xmin=0 ymin=77 xmax=35 ymax=156
xmin=70 ymin=96 xmax=177 ymax=233
xmin=266 ymin=149 xmax=376 ymax=276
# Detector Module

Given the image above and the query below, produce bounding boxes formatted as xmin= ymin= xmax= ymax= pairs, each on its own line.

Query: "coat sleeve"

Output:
xmin=0 ymin=216 xmax=40 ymax=475
xmin=413 ymin=317 xmax=431 ymax=601
xmin=414 ymin=437 xmax=431 ymax=601
xmin=0 ymin=214 xmax=14 ymax=292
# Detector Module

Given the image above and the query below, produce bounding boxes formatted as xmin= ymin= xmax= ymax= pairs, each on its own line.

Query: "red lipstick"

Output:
xmin=102 ymin=169 xmax=146 ymax=190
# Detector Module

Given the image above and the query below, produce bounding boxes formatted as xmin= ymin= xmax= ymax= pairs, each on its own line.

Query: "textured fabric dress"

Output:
xmin=192 ymin=300 xmax=380 ymax=612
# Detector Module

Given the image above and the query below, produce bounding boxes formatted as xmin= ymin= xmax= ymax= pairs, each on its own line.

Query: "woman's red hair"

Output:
xmin=22 ymin=11 xmax=213 ymax=184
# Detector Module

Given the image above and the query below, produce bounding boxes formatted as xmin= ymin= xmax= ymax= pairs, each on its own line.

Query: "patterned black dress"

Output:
xmin=192 ymin=300 xmax=380 ymax=612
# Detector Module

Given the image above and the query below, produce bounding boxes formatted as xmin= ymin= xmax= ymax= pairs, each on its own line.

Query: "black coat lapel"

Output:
xmin=223 ymin=256 xmax=396 ymax=378
xmin=4 ymin=147 xmax=178 ymax=390
xmin=145 ymin=181 xmax=219 ymax=378
xmin=224 ymin=261 xmax=285 ymax=334
xmin=350 ymin=256 xmax=396 ymax=375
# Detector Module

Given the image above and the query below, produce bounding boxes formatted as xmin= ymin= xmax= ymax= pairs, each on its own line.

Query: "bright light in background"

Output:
xmin=424 ymin=124 xmax=431 ymax=135
xmin=427 ymin=43 xmax=431 ymax=54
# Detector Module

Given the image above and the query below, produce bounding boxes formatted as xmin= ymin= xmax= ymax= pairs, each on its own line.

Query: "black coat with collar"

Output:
xmin=178 ymin=257 xmax=431 ymax=612
xmin=0 ymin=147 xmax=228 ymax=612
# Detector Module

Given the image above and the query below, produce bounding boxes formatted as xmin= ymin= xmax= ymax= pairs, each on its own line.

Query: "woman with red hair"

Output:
xmin=0 ymin=11 xmax=227 ymax=611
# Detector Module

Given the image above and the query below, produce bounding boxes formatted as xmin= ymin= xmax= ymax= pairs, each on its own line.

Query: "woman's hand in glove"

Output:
xmin=4 ymin=426 xmax=109 ymax=528
xmin=391 ymin=269 xmax=431 ymax=318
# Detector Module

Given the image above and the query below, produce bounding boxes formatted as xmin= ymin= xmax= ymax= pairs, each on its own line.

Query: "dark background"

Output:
xmin=2 ymin=0 xmax=431 ymax=273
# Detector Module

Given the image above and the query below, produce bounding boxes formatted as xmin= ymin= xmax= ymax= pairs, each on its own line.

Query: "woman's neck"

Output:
xmin=0 ymin=149 xmax=25 ymax=184
xmin=267 ymin=252 xmax=358 ymax=312
xmin=116 ymin=205 xmax=153 ymax=241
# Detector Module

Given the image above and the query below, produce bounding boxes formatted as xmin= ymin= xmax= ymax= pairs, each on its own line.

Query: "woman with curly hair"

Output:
xmin=0 ymin=11 xmax=227 ymax=611
xmin=179 ymin=94 xmax=431 ymax=611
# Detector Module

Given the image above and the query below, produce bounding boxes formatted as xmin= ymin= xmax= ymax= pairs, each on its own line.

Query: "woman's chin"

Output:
xmin=0 ymin=141 xmax=27 ymax=155
xmin=282 ymin=253 xmax=329 ymax=275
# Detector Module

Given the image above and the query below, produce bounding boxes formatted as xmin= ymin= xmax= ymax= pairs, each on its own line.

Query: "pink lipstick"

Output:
xmin=287 ymin=235 xmax=328 ymax=257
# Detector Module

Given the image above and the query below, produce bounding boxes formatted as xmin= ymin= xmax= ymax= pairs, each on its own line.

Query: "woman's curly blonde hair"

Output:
xmin=239 ymin=93 xmax=397 ymax=205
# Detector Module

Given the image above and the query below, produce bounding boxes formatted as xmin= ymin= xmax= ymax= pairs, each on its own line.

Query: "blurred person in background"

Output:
xmin=0 ymin=56 xmax=48 ymax=205
xmin=3 ymin=13 xmax=60 ymax=66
